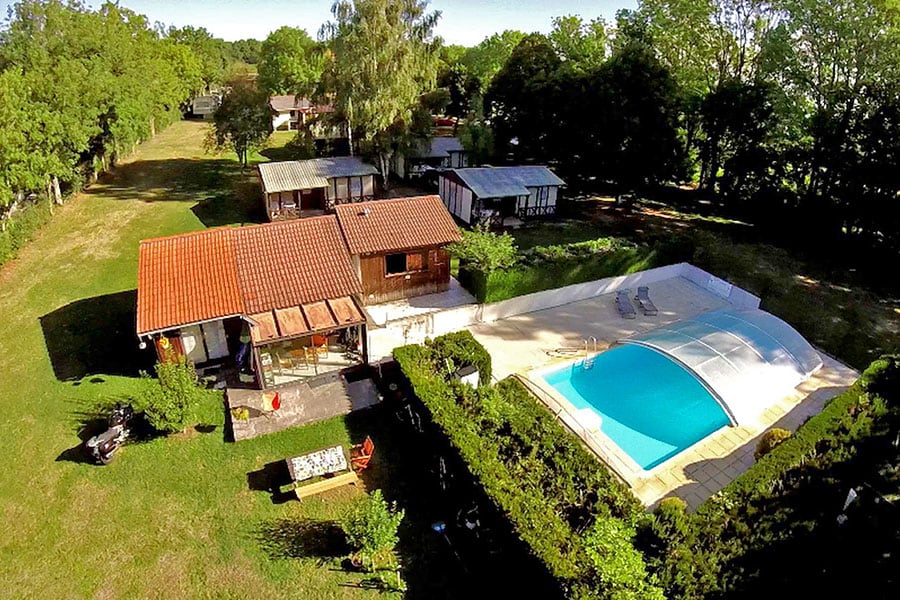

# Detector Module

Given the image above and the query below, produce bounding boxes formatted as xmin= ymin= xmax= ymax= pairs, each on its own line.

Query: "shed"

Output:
xmin=394 ymin=137 xmax=468 ymax=179
xmin=438 ymin=166 xmax=565 ymax=227
xmin=335 ymin=196 xmax=461 ymax=305
xmin=258 ymin=157 xmax=379 ymax=221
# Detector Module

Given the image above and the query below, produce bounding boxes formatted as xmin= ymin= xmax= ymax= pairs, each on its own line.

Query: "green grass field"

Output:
xmin=0 ymin=122 xmax=400 ymax=599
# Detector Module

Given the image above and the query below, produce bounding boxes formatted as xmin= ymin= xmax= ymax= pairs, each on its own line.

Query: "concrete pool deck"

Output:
xmin=469 ymin=275 xmax=859 ymax=510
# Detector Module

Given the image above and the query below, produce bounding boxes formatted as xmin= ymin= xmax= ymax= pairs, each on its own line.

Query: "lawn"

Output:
xmin=0 ymin=122 xmax=487 ymax=599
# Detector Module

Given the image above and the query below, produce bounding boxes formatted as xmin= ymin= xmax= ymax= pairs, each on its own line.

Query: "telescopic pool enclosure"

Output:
xmin=620 ymin=308 xmax=823 ymax=425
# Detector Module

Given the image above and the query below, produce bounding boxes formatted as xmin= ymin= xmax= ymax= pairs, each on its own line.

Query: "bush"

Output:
xmin=449 ymin=223 xmax=518 ymax=273
xmin=135 ymin=353 xmax=205 ymax=433
xmin=341 ymin=490 xmax=405 ymax=573
xmin=394 ymin=332 xmax=659 ymax=599
xmin=457 ymin=234 xmax=664 ymax=303
xmin=0 ymin=200 xmax=53 ymax=267
xmin=754 ymin=427 xmax=792 ymax=460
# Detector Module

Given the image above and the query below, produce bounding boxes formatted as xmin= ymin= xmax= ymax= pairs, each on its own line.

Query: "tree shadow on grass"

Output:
xmin=256 ymin=518 xmax=349 ymax=560
xmin=86 ymin=157 xmax=268 ymax=228
xmin=39 ymin=290 xmax=156 ymax=382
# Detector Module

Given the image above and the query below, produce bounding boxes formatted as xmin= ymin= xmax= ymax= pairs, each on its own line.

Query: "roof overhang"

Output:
xmin=248 ymin=296 xmax=366 ymax=346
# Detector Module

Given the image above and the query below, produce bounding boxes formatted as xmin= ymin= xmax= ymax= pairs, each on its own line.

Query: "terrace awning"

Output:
xmin=248 ymin=296 xmax=366 ymax=345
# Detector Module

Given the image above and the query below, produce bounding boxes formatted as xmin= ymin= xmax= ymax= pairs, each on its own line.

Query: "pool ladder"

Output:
xmin=583 ymin=337 xmax=597 ymax=369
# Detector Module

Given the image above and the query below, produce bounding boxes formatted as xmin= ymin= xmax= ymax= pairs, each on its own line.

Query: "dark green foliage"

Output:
xmin=393 ymin=333 xmax=662 ymax=599
xmin=426 ymin=331 xmax=492 ymax=386
xmin=211 ymin=81 xmax=274 ymax=166
xmin=0 ymin=201 xmax=53 ymax=267
xmin=641 ymin=355 xmax=900 ymax=598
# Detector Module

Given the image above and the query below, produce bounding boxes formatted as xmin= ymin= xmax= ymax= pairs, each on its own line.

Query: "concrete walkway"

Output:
xmin=226 ymin=372 xmax=380 ymax=441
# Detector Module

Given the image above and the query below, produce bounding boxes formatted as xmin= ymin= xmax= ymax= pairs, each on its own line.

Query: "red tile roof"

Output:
xmin=136 ymin=216 xmax=361 ymax=335
xmin=137 ymin=229 xmax=243 ymax=335
xmin=233 ymin=216 xmax=362 ymax=314
xmin=335 ymin=195 xmax=461 ymax=256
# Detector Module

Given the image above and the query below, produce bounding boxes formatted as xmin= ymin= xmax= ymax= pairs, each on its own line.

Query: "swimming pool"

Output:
xmin=540 ymin=344 xmax=731 ymax=470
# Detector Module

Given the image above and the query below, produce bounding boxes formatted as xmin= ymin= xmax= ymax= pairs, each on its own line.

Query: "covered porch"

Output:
xmin=248 ymin=296 xmax=369 ymax=389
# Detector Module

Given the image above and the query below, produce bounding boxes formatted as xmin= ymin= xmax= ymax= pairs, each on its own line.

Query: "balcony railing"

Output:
xmin=517 ymin=205 xmax=556 ymax=219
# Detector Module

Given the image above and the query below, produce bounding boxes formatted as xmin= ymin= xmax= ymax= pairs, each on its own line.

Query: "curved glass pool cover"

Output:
xmin=621 ymin=308 xmax=822 ymax=425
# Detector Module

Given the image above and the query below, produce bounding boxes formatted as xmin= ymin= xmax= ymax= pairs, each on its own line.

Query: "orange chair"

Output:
xmin=350 ymin=436 xmax=375 ymax=471
xmin=311 ymin=334 xmax=329 ymax=357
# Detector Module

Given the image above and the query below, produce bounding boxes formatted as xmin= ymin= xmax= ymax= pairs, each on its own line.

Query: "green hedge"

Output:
xmin=0 ymin=201 xmax=54 ymax=267
xmin=641 ymin=355 xmax=900 ymax=598
xmin=394 ymin=332 xmax=663 ymax=599
xmin=459 ymin=238 xmax=665 ymax=303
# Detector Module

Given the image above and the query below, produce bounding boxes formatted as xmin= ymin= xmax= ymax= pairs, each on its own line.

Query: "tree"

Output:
xmin=166 ymin=25 xmax=232 ymax=89
xmin=210 ymin=80 xmax=274 ymax=166
xmin=484 ymin=34 xmax=561 ymax=163
xmin=230 ymin=38 xmax=262 ymax=64
xmin=323 ymin=0 xmax=441 ymax=184
xmin=449 ymin=224 xmax=517 ymax=272
xmin=460 ymin=30 xmax=527 ymax=89
xmin=257 ymin=27 xmax=324 ymax=96
xmin=341 ymin=490 xmax=405 ymax=573
xmin=548 ymin=15 xmax=608 ymax=73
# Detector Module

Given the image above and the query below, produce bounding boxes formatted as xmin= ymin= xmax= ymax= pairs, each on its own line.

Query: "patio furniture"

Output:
xmin=286 ymin=445 xmax=359 ymax=500
xmin=634 ymin=286 xmax=659 ymax=316
xmin=311 ymin=334 xmax=329 ymax=357
xmin=615 ymin=290 xmax=637 ymax=319
xmin=350 ymin=436 xmax=375 ymax=471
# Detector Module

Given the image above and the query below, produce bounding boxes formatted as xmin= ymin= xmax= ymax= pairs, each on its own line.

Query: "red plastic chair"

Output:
xmin=350 ymin=436 xmax=375 ymax=471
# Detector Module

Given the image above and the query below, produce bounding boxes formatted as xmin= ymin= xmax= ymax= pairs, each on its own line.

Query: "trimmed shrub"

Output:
xmin=754 ymin=427 xmax=792 ymax=460
xmin=394 ymin=332 xmax=661 ymax=599
xmin=642 ymin=355 xmax=900 ymax=597
xmin=427 ymin=330 xmax=492 ymax=385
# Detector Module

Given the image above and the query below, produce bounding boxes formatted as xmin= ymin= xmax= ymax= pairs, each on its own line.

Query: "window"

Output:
xmin=385 ymin=253 xmax=407 ymax=274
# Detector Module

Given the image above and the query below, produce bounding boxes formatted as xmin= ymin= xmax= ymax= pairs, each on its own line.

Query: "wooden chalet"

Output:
xmin=136 ymin=217 xmax=367 ymax=389
xmin=258 ymin=157 xmax=379 ymax=221
xmin=438 ymin=166 xmax=565 ymax=227
xmin=393 ymin=137 xmax=468 ymax=180
xmin=270 ymin=95 xmax=337 ymax=135
xmin=335 ymin=196 xmax=461 ymax=305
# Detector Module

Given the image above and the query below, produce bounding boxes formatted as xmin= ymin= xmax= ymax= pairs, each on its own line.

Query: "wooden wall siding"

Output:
xmin=359 ymin=247 xmax=450 ymax=305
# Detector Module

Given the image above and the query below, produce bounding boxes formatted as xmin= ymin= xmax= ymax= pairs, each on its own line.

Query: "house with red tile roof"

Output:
xmin=136 ymin=195 xmax=459 ymax=389
xmin=334 ymin=196 xmax=461 ymax=305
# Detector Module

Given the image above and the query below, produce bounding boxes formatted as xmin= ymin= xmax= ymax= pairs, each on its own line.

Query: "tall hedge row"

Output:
xmin=393 ymin=331 xmax=663 ymax=599
xmin=640 ymin=355 xmax=900 ymax=598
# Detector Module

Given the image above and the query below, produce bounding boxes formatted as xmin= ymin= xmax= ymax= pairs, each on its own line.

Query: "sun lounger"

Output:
xmin=634 ymin=286 xmax=658 ymax=316
xmin=615 ymin=290 xmax=636 ymax=319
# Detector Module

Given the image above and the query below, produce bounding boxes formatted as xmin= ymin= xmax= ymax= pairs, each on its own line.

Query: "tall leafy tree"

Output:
xmin=549 ymin=15 xmax=608 ymax=73
xmin=484 ymin=34 xmax=561 ymax=163
xmin=210 ymin=80 xmax=274 ymax=167
xmin=257 ymin=27 xmax=324 ymax=97
xmin=322 ymin=0 xmax=441 ymax=183
xmin=460 ymin=30 xmax=527 ymax=89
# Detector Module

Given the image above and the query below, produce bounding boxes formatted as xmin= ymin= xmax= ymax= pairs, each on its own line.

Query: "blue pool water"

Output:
xmin=541 ymin=344 xmax=731 ymax=470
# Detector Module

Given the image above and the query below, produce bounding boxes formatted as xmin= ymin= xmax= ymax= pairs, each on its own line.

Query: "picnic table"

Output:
xmin=286 ymin=445 xmax=358 ymax=500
